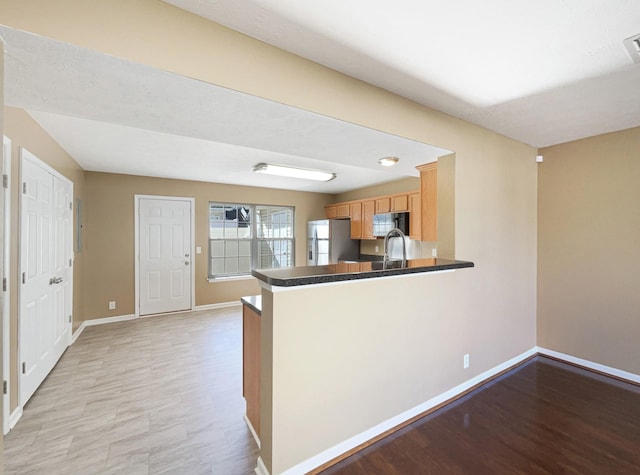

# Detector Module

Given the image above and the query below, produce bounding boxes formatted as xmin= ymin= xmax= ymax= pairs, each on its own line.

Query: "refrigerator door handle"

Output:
xmin=313 ymin=229 xmax=319 ymax=266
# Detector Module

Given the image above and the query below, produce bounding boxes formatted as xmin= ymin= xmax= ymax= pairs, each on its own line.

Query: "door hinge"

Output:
xmin=69 ymin=258 xmax=72 ymax=267
xmin=2 ymin=277 xmax=6 ymax=291
xmin=68 ymin=315 xmax=72 ymax=323
xmin=22 ymin=362 xmax=26 ymax=374
xmin=3 ymin=380 xmax=6 ymax=395
xmin=22 ymin=182 xmax=27 ymax=194
xmin=22 ymin=272 xmax=26 ymax=284
xmin=2 ymin=174 xmax=8 ymax=189
xmin=69 ymin=202 xmax=73 ymax=210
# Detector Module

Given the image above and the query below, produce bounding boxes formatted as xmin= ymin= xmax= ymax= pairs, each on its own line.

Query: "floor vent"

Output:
xmin=623 ymin=33 xmax=640 ymax=63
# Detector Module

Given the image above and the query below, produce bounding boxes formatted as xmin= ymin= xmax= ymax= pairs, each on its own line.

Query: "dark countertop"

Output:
xmin=252 ymin=258 xmax=474 ymax=288
xmin=241 ymin=295 xmax=262 ymax=314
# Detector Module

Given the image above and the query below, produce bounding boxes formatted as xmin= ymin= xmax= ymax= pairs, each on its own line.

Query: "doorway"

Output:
xmin=19 ymin=148 xmax=73 ymax=406
xmin=3 ymin=136 xmax=11 ymax=433
xmin=135 ymin=195 xmax=194 ymax=316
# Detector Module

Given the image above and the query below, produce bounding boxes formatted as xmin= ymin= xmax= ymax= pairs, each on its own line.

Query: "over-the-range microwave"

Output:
xmin=372 ymin=212 xmax=410 ymax=237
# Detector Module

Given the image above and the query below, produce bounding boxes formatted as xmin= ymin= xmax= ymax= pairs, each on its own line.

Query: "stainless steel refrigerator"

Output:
xmin=307 ymin=219 xmax=359 ymax=266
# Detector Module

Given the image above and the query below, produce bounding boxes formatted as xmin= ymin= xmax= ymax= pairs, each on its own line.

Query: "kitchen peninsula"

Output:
xmin=253 ymin=258 xmax=473 ymax=287
xmin=248 ymin=257 xmax=474 ymax=475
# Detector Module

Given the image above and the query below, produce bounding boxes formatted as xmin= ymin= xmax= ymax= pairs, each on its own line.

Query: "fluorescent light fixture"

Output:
xmin=378 ymin=156 xmax=399 ymax=167
xmin=253 ymin=163 xmax=336 ymax=182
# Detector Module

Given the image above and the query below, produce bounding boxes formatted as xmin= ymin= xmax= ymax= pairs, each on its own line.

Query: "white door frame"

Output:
xmin=18 ymin=147 xmax=74 ymax=407
xmin=2 ymin=136 xmax=11 ymax=435
xmin=134 ymin=194 xmax=195 ymax=317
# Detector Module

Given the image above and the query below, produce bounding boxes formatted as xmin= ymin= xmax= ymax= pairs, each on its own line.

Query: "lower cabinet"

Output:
xmin=242 ymin=302 xmax=261 ymax=438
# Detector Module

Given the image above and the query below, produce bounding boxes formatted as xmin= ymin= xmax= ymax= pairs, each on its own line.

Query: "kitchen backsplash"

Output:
xmin=359 ymin=238 xmax=437 ymax=259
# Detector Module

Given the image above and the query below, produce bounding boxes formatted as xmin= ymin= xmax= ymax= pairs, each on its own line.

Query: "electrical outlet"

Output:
xmin=432 ymin=248 xmax=437 ymax=257
xmin=463 ymin=354 xmax=470 ymax=369
xmin=108 ymin=301 xmax=116 ymax=310
xmin=196 ymin=246 xmax=202 ymax=254
xmin=375 ymin=245 xmax=379 ymax=252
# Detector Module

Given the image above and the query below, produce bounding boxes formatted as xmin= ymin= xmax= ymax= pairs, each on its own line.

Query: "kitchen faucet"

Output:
xmin=383 ymin=227 xmax=407 ymax=269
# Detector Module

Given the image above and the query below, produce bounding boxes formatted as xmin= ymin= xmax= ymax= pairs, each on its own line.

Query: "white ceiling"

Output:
xmin=163 ymin=0 xmax=640 ymax=147
xmin=0 ymin=26 xmax=448 ymax=194
xmin=2 ymin=1 xmax=640 ymax=194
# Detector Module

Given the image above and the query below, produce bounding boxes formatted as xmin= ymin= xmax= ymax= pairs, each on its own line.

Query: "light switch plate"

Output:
xmin=196 ymin=246 xmax=202 ymax=254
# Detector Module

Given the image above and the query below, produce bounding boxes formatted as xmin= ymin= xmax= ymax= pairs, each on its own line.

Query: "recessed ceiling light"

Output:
xmin=378 ymin=156 xmax=399 ymax=167
xmin=253 ymin=163 xmax=336 ymax=182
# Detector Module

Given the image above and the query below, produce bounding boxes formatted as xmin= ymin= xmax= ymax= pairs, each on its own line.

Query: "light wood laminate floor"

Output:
xmin=3 ymin=307 xmax=259 ymax=474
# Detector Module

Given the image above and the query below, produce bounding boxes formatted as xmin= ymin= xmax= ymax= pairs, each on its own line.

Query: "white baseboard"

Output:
xmin=281 ymin=347 xmax=538 ymax=475
xmin=71 ymin=321 xmax=87 ymax=344
xmin=84 ymin=314 xmax=137 ymax=326
xmin=9 ymin=406 xmax=22 ymax=430
xmin=255 ymin=457 xmax=269 ymax=475
xmin=195 ymin=301 xmax=241 ymax=311
xmin=244 ymin=414 xmax=261 ymax=449
xmin=536 ymin=346 xmax=640 ymax=384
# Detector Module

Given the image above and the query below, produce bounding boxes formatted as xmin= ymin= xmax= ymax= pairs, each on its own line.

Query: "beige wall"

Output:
xmin=2 ymin=2 xmax=539 ymax=472
xmin=334 ymin=177 xmax=420 ymax=203
xmin=83 ymin=172 xmax=332 ymax=320
xmin=3 ymin=106 xmax=86 ymax=413
xmin=264 ymin=271 xmax=483 ymax=472
xmin=538 ymin=126 xmax=640 ymax=375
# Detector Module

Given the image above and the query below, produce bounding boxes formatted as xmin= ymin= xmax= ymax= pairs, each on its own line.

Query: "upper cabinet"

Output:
xmin=409 ymin=192 xmax=421 ymax=241
xmin=416 ymin=162 xmax=437 ymax=242
xmin=325 ymin=186 xmax=427 ymax=241
xmin=325 ymin=205 xmax=337 ymax=219
xmin=362 ymin=200 xmax=375 ymax=240
xmin=391 ymin=194 xmax=409 ymax=212
xmin=374 ymin=193 xmax=409 ymax=214
xmin=349 ymin=202 xmax=362 ymax=239
xmin=325 ymin=203 xmax=350 ymax=219
xmin=375 ymin=197 xmax=390 ymax=214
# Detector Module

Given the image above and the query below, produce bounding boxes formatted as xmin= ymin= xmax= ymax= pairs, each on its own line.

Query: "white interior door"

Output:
xmin=138 ymin=197 xmax=193 ymax=316
xmin=19 ymin=149 xmax=73 ymax=405
xmin=52 ymin=175 xmax=73 ymax=348
xmin=3 ymin=136 xmax=11 ymax=434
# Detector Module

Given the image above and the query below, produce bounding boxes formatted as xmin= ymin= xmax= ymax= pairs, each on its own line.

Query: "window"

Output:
xmin=209 ymin=202 xmax=294 ymax=278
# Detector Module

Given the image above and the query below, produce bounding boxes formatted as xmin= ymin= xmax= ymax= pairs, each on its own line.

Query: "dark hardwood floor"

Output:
xmin=321 ymin=356 xmax=640 ymax=475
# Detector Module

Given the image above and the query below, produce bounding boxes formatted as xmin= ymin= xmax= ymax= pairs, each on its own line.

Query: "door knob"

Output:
xmin=49 ymin=277 xmax=63 ymax=285
xmin=185 ymin=261 xmax=190 ymax=265
xmin=185 ymin=253 xmax=190 ymax=257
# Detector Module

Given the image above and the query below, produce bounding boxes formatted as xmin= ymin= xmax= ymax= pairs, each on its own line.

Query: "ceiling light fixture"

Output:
xmin=378 ymin=156 xmax=399 ymax=167
xmin=253 ymin=163 xmax=336 ymax=182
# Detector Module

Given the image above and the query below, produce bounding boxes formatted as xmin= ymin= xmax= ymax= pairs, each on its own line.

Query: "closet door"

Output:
xmin=19 ymin=149 xmax=73 ymax=405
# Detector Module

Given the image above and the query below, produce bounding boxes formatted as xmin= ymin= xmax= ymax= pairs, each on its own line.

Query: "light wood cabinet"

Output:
xmin=375 ymin=194 xmax=409 ymax=213
xmin=391 ymin=194 xmax=409 ymax=212
xmin=325 ymin=205 xmax=337 ymax=219
xmin=362 ymin=200 xmax=375 ymax=239
xmin=409 ymin=192 xmax=421 ymax=240
xmin=325 ymin=203 xmax=350 ymax=219
xmin=242 ymin=303 xmax=261 ymax=437
xmin=349 ymin=202 xmax=362 ymax=239
xmin=336 ymin=203 xmax=350 ymax=218
xmin=326 ymin=189 xmax=420 ymax=240
xmin=375 ymin=197 xmax=391 ymax=213
xmin=417 ymin=162 xmax=437 ymax=242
